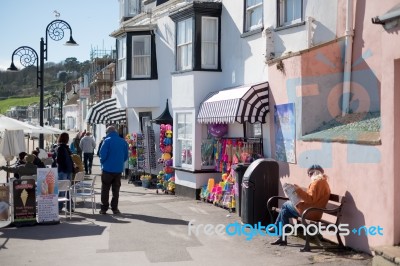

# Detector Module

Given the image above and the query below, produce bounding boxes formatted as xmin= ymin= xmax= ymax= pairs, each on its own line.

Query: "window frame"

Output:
xmin=117 ymin=36 xmax=127 ymax=81
xmin=177 ymin=18 xmax=193 ymax=71
xmin=244 ymin=0 xmax=263 ymax=32
xmin=116 ymin=31 xmax=158 ymax=81
xmin=201 ymin=16 xmax=219 ymax=69
xmin=245 ymin=122 xmax=263 ymax=138
xmin=277 ymin=0 xmax=303 ymax=28
xmin=119 ymin=0 xmax=141 ymax=21
xmin=175 ymin=112 xmax=193 ymax=168
xmin=132 ymin=35 xmax=152 ymax=78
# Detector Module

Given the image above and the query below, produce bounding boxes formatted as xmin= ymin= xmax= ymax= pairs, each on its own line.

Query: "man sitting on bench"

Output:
xmin=270 ymin=164 xmax=331 ymax=246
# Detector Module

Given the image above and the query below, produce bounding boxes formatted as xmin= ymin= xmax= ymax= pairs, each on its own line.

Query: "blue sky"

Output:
xmin=0 ymin=0 xmax=119 ymax=70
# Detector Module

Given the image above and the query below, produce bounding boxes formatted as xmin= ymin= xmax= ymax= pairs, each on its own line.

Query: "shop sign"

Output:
xmin=13 ymin=179 xmax=36 ymax=224
xmin=36 ymin=168 xmax=59 ymax=224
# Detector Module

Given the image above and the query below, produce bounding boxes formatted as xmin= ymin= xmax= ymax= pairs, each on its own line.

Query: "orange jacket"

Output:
xmin=295 ymin=176 xmax=331 ymax=221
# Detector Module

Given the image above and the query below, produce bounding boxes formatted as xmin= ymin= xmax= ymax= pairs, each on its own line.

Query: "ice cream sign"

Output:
xmin=36 ymin=168 xmax=60 ymax=224
xmin=12 ymin=179 xmax=36 ymax=224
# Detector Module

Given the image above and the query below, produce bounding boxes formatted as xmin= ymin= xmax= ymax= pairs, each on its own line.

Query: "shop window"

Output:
xmin=245 ymin=122 xmax=262 ymax=138
xmin=170 ymin=2 xmax=222 ymax=72
xmin=245 ymin=0 xmax=263 ymax=32
xmin=176 ymin=112 xmax=193 ymax=167
xmin=117 ymin=36 xmax=127 ymax=80
xmin=277 ymin=0 xmax=303 ymax=27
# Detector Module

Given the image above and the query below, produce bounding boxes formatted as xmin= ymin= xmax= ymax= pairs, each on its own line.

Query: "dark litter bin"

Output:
xmin=232 ymin=163 xmax=250 ymax=217
xmin=241 ymin=158 xmax=279 ymax=226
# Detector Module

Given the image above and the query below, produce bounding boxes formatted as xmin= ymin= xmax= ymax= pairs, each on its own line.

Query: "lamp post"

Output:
xmin=8 ymin=19 xmax=78 ymax=149
xmin=47 ymin=91 xmax=65 ymax=130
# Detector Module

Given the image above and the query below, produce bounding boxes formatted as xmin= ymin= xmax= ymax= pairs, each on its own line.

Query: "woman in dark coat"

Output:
xmin=54 ymin=132 xmax=75 ymax=211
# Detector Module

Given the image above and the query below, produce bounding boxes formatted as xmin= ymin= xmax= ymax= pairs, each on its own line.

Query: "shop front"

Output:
xmin=173 ymin=81 xmax=270 ymax=201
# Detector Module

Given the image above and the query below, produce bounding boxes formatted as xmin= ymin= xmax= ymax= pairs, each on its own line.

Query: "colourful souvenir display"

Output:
xmin=156 ymin=124 xmax=175 ymax=194
xmin=199 ymin=171 xmax=236 ymax=212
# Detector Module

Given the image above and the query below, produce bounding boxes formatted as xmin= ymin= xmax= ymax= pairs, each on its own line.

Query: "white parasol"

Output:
xmin=0 ymin=129 xmax=26 ymax=183
xmin=0 ymin=129 xmax=25 ymax=161
xmin=0 ymin=115 xmax=41 ymax=133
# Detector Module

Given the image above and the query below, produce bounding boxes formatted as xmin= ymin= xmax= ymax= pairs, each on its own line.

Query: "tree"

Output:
xmin=58 ymin=71 xmax=68 ymax=83
xmin=80 ymin=60 xmax=91 ymax=76
xmin=64 ymin=57 xmax=80 ymax=73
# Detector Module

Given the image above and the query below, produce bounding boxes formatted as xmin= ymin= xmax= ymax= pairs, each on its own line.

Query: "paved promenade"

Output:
xmin=0 ymin=152 xmax=373 ymax=265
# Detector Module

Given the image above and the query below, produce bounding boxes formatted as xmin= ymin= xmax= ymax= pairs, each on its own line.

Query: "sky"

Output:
xmin=0 ymin=0 xmax=120 ymax=71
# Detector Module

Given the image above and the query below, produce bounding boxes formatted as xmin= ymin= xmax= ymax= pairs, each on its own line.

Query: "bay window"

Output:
xmin=115 ymin=31 xmax=157 ymax=80
xmin=170 ymin=2 xmax=222 ymax=72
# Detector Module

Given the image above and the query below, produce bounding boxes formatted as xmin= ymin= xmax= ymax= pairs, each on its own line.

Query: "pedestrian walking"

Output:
xmin=74 ymin=132 xmax=83 ymax=159
xmin=79 ymin=132 xmax=96 ymax=175
xmin=99 ymin=126 xmax=128 ymax=215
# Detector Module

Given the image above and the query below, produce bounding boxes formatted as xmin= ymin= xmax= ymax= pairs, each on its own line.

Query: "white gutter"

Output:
xmin=342 ymin=0 xmax=354 ymax=116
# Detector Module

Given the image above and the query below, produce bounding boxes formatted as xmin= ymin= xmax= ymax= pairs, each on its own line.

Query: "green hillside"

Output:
xmin=0 ymin=96 xmax=40 ymax=114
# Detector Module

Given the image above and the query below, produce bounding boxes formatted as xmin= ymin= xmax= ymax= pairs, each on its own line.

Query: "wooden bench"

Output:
xmin=267 ymin=193 xmax=345 ymax=252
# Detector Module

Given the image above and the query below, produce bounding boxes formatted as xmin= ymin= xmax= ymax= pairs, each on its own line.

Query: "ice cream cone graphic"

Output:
xmin=21 ymin=189 xmax=28 ymax=207
xmin=41 ymin=181 xmax=48 ymax=195
xmin=45 ymin=170 xmax=56 ymax=194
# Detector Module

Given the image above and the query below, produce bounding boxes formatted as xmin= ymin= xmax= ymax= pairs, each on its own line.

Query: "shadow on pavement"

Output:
xmin=79 ymin=211 xmax=189 ymax=226
xmin=0 ymin=222 xmax=106 ymax=244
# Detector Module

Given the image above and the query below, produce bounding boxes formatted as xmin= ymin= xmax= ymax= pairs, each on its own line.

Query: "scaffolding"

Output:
xmin=88 ymin=47 xmax=116 ymax=106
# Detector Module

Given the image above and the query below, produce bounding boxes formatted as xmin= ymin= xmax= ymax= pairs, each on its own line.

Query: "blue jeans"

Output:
xmin=58 ymin=172 xmax=73 ymax=210
xmin=83 ymin=153 xmax=94 ymax=173
xmin=275 ymin=201 xmax=300 ymax=226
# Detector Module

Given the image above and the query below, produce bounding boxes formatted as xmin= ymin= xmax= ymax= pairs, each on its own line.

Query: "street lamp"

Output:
xmin=8 ymin=19 xmax=78 ymax=149
xmin=46 ymin=90 xmax=65 ymax=130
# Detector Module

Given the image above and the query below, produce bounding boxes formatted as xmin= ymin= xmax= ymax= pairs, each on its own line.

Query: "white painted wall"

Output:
xmin=264 ymin=0 xmax=338 ymax=57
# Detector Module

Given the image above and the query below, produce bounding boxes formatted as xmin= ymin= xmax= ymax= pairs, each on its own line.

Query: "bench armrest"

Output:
xmin=267 ymin=196 xmax=289 ymax=224
xmin=267 ymin=196 xmax=289 ymax=209
xmin=301 ymin=205 xmax=342 ymax=225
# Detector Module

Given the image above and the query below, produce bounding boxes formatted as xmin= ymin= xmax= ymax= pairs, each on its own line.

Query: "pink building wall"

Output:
xmin=267 ymin=0 xmax=400 ymax=253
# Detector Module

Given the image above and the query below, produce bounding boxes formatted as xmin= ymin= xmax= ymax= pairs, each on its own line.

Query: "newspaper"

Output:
xmin=282 ymin=183 xmax=302 ymax=206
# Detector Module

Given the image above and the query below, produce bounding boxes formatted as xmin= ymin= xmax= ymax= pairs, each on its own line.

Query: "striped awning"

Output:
xmin=197 ymin=82 xmax=269 ymax=124
xmin=86 ymin=98 xmax=126 ymax=124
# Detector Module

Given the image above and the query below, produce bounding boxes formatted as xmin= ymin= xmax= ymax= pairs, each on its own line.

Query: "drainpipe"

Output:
xmin=342 ymin=0 xmax=354 ymax=116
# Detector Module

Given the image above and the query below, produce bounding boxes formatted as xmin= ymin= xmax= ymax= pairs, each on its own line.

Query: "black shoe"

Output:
xmin=270 ymin=238 xmax=287 ymax=246
xmin=99 ymin=210 xmax=107 ymax=215
xmin=85 ymin=172 xmax=89 ymax=175
xmin=89 ymin=170 xmax=91 ymax=174
xmin=112 ymin=209 xmax=121 ymax=215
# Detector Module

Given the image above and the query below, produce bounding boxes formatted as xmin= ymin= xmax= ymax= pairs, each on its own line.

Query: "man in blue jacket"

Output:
xmin=99 ymin=125 xmax=128 ymax=215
